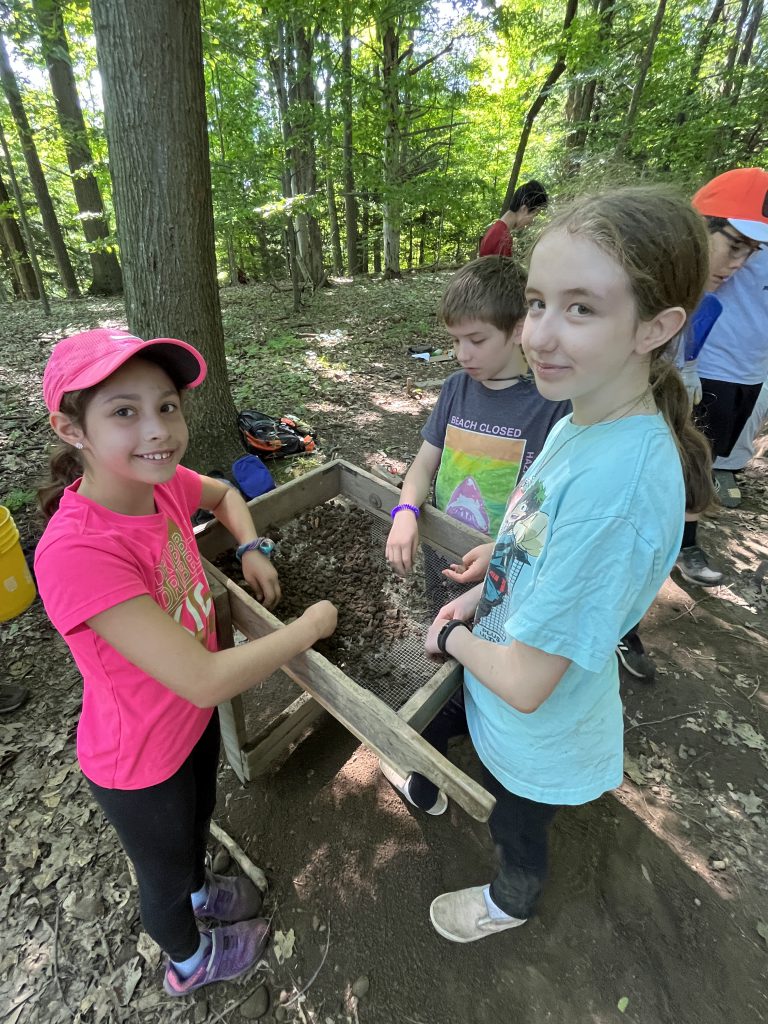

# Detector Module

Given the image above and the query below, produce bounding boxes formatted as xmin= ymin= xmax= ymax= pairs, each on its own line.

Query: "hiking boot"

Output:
xmin=616 ymin=630 xmax=656 ymax=684
xmin=163 ymin=919 xmax=269 ymax=996
xmin=713 ymin=470 xmax=741 ymax=508
xmin=379 ymin=759 xmax=448 ymax=816
xmin=675 ymin=545 xmax=723 ymax=587
xmin=195 ymin=871 xmax=263 ymax=922
xmin=429 ymin=885 xmax=527 ymax=943
xmin=0 ymin=684 xmax=28 ymax=714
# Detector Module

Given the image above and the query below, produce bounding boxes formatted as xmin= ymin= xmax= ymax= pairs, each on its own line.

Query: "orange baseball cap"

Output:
xmin=692 ymin=168 xmax=768 ymax=243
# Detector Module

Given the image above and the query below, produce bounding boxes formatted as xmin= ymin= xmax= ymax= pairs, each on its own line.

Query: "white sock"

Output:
xmin=171 ymin=932 xmax=211 ymax=978
xmin=483 ymin=885 xmax=514 ymax=920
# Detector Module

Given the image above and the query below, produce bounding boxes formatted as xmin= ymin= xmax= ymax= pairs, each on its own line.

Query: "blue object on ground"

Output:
xmin=232 ymin=455 xmax=276 ymax=500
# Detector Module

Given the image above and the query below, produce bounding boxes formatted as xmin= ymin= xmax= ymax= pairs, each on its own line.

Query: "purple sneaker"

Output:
xmin=196 ymin=871 xmax=263 ymax=922
xmin=163 ymin=919 xmax=269 ymax=996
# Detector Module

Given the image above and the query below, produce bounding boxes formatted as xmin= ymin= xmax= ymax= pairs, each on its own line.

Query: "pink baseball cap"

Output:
xmin=43 ymin=328 xmax=207 ymax=413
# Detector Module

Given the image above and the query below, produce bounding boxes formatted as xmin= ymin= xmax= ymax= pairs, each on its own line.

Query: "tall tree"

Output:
xmin=503 ymin=0 xmax=578 ymax=209
xmin=90 ymin=0 xmax=238 ymax=472
xmin=0 ymin=29 xmax=79 ymax=296
xmin=0 ymin=118 xmax=49 ymax=311
xmin=33 ymin=0 xmax=122 ymax=295
xmin=0 ymin=166 xmax=38 ymax=297
xmin=615 ymin=0 xmax=668 ymax=157
xmin=340 ymin=0 xmax=362 ymax=275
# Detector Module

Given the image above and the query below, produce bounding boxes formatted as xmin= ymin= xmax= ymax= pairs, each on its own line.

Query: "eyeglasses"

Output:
xmin=714 ymin=226 xmax=763 ymax=260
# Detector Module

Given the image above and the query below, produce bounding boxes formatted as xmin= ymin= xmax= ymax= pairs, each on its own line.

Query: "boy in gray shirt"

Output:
xmin=386 ymin=256 xmax=569 ymax=576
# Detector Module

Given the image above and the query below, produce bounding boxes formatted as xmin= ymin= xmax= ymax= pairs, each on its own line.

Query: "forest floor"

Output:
xmin=1 ymin=276 xmax=768 ymax=1024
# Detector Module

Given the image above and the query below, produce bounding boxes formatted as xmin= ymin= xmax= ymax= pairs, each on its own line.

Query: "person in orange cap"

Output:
xmin=673 ymin=168 xmax=768 ymax=585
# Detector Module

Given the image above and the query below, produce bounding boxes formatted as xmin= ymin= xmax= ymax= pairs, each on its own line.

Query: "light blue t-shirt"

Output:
xmin=465 ymin=413 xmax=685 ymax=806
xmin=696 ymin=247 xmax=768 ymax=385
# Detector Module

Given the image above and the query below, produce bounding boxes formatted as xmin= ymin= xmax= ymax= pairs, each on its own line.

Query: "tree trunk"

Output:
xmin=291 ymin=24 xmax=325 ymax=289
xmin=0 ymin=121 xmax=50 ymax=313
xmin=675 ymin=0 xmax=725 ymax=125
xmin=0 ymin=169 xmax=39 ymax=298
xmin=721 ymin=0 xmax=750 ymax=98
xmin=268 ymin=20 xmax=325 ymax=290
xmin=728 ymin=0 xmax=763 ymax=106
xmin=341 ymin=3 xmax=362 ymax=275
xmin=90 ymin=0 xmax=238 ymax=473
xmin=361 ymin=182 xmax=370 ymax=272
xmin=378 ymin=21 xmax=403 ymax=279
xmin=34 ymin=0 xmax=122 ymax=295
xmin=0 ymin=232 xmax=15 ymax=298
xmin=0 ymin=31 xmax=80 ymax=297
xmin=616 ymin=0 xmax=668 ymax=157
xmin=503 ymin=0 xmax=578 ymax=209
xmin=323 ymin=74 xmax=343 ymax=276
xmin=566 ymin=0 xmax=614 ymax=152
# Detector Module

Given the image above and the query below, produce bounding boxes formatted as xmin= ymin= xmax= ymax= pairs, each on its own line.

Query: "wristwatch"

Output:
xmin=437 ymin=618 xmax=470 ymax=655
xmin=235 ymin=537 xmax=275 ymax=562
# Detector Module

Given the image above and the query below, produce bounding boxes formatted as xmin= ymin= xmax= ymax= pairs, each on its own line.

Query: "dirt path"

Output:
xmin=1 ymin=280 xmax=767 ymax=1024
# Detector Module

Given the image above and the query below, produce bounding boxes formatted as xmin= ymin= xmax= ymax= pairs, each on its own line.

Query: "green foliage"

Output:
xmin=1 ymin=0 xmax=766 ymax=297
xmin=2 ymin=488 xmax=36 ymax=513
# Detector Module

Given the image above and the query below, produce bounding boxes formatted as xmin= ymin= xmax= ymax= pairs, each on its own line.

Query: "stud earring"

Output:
xmin=74 ymin=442 xmax=84 ymax=450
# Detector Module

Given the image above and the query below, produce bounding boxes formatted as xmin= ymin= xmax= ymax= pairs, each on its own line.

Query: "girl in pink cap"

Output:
xmin=34 ymin=329 xmax=337 ymax=996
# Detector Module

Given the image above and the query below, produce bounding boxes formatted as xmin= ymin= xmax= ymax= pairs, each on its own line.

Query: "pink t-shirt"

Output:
xmin=34 ymin=466 xmax=217 ymax=790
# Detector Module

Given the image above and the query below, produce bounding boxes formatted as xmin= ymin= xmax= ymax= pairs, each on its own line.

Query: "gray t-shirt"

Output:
xmin=422 ymin=371 xmax=570 ymax=536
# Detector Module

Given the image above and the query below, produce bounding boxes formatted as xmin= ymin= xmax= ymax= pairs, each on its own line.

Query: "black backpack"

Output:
xmin=237 ymin=410 xmax=317 ymax=459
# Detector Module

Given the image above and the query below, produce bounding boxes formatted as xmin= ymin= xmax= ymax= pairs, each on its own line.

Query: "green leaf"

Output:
xmin=618 ymin=997 xmax=629 ymax=1013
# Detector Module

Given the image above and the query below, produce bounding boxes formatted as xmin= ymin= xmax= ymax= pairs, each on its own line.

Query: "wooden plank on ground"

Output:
xmin=203 ymin=558 xmax=495 ymax=822
xmin=196 ymin=461 xmax=341 ymax=560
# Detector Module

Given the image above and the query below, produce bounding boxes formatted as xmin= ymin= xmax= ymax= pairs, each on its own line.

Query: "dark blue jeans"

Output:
xmin=87 ymin=711 xmax=220 ymax=960
xmin=409 ymin=689 xmax=559 ymax=919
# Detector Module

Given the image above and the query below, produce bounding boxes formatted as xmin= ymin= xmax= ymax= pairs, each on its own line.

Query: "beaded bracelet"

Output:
xmin=390 ymin=503 xmax=420 ymax=520
xmin=236 ymin=537 xmax=275 ymax=562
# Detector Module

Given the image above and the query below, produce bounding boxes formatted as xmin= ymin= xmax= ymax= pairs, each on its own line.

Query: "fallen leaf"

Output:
xmin=733 ymin=723 xmax=765 ymax=750
xmin=273 ymin=927 xmax=295 ymax=964
xmin=757 ymin=922 xmax=768 ymax=947
xmin=618 ymin=996 xmax=629 ymax=1013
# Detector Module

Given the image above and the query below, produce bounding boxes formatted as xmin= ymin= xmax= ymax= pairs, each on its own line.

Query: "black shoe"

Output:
xmin=0 ymin=684 xmax=29 ymax=713
xmin=675 ymin=545 xmax=723 ymax=586
xmin=616 ymin=631 xmax=656 ymax=684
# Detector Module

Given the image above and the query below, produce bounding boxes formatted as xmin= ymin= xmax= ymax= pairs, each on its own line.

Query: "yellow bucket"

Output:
xmin=0 ymin=506 xmax=36 ymax=622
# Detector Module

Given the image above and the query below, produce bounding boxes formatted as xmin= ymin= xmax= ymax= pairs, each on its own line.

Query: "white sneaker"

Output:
xmin=379 ymin=759 xmax=448 ymax=815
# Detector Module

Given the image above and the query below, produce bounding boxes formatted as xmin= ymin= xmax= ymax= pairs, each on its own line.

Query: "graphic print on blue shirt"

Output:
xmin=475 ymin=476 xmax=549 ymax=640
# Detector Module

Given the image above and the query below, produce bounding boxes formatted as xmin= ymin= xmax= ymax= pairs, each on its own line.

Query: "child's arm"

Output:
xmin=425 ymin=620 xmax=570 ymax=714
xmin=385 ymin=441 xmax=442 ymax=576
xmin=86 ymin=595 xmax=337 ymax=708
xmin=199 ymin=475 xmax=280 ymax=609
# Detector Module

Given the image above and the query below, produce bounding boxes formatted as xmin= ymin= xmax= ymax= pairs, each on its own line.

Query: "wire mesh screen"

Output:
xmin=251 ymin=498 xmax=469 ymax=712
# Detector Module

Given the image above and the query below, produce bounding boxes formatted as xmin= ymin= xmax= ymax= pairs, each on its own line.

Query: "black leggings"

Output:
xmin=409 ymin=689 xmax=559 ymax=919
xmin=87 ymin=711 xmax=220 ymax=960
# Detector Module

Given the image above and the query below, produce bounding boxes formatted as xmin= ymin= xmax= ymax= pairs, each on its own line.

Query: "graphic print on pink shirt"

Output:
xmin=156 ymin=520 xmax=215 ymax=646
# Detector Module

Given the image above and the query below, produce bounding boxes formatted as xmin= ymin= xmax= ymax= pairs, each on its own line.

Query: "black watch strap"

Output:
xmin=437 ymin=618 xmax=470 ymax=655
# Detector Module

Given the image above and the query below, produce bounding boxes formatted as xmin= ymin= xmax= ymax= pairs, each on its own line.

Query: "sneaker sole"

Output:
xmin=379 ymin=760 xmax=448 ymax=816
xmin=616 ymin=648 xmax=646 ymax=679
